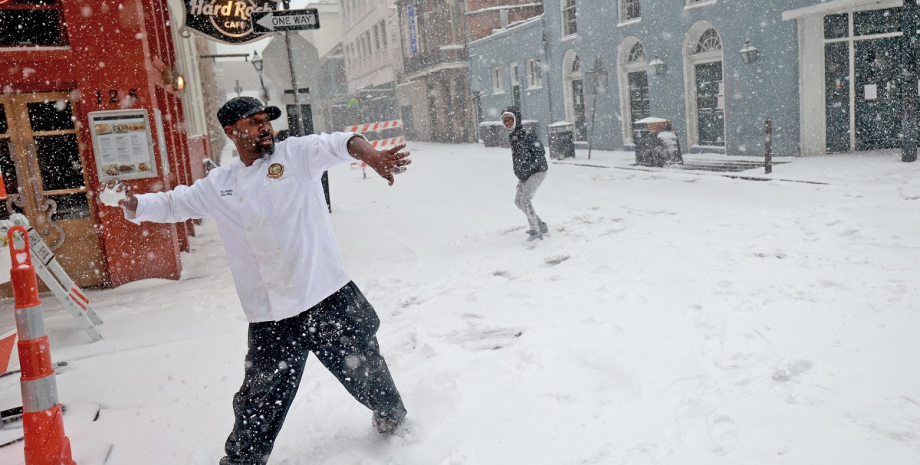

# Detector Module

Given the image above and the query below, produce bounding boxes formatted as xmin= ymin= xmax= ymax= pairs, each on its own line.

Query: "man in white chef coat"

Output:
xmin=109 ymin=97 xmax=411 ymax=465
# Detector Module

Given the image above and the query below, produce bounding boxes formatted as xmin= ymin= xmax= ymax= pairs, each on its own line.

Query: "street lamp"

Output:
xmin=648 ymin=55 xmax=666 ymax=76
xmin=251 ymin=50 xmax=269 ymax=104
xmin=740 ymin=39 xmax=759 ymax=65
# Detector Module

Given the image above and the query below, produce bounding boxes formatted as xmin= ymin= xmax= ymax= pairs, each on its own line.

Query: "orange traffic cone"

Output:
xmin=8 ymin=225 xmax=76 ymax=465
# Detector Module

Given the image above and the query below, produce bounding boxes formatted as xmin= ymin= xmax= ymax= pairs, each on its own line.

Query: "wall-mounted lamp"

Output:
xmin=162 ymin=66 xmax=185 ymax=91
xmin=740 ymin=39 xmax=759 ymax=64
xmin=648 ymin=55 xmax=666 ymax=76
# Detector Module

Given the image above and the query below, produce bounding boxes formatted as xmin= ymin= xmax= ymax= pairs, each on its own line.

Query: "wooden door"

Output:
xmin=0 ymin=92 xmax=105 ymax=287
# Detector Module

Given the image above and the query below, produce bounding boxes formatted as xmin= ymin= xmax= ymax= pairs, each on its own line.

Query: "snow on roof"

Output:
xmin=634 ymin=117 xmax=669 ymax=124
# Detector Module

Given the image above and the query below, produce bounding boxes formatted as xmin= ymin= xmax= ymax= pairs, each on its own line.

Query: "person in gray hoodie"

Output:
xmin=502 ymin=106 xmax=548 ymax=241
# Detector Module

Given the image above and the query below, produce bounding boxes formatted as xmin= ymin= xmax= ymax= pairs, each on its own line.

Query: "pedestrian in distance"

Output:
xmin=501 ymin=105 xmax=549 ymax=242
xmin=103 ymin=96 xmax=411 ymax=465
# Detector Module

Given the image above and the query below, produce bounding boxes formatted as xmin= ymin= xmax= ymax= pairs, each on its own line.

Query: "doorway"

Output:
xmin=695 ymin=61 xmax=725 ymax=146
xmin=627 ymin=71 xmax=651 ymax=131
xmin=0 ymin=92 xmax=105 ymax=287
xmin=572 ymin=79 xmax=587 ymax=141
xmin=854 ymin=36 xmax=901 ymax=150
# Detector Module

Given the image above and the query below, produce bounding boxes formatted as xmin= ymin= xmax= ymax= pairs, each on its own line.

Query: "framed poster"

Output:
xmin=88 ymin=109 xmax=159 ymax=181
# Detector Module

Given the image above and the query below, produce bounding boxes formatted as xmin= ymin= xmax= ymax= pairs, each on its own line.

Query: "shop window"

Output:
xmin=0 ymin=0 xmax=68 ymax=47
xmin=562 ymin=0 xmax=577 ymax=37
xmin=621 ymin=0 xmax=640 ymax=22
xmin=824 ymin=14 xmax=849 ymax=39
xmin=854 ymin=8 xmax=900 ymax=36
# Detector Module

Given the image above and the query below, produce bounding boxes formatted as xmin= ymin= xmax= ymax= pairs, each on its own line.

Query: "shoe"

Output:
xmin=373 ymin=410 xmax=406 ymax=435
xmin=539 ymin=222 xmax=548 ymax=234
xmin=219 ymin=458 xmax=260 ymax=465
xmin=525 ymin=231 xmax=543 ymax=242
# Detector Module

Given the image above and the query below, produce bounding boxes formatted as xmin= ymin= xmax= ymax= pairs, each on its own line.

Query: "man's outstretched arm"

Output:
xmin=346 ymin=136 xmax=412 ymax=186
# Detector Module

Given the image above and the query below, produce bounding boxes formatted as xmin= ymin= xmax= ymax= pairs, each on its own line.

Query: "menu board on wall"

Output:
xmin=88 ymin=110 xmax=158 ymax=181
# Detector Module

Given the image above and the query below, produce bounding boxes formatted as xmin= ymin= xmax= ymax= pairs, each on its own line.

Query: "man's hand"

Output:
xmin=102 ymin=179 xmax=138 ymax=212
xmin=347 ymin=136 xmax=412 ymax=186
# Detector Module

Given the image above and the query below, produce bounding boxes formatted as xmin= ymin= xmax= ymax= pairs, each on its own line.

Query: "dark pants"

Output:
xmin=223 ymin=282 xmax=406 ymax=464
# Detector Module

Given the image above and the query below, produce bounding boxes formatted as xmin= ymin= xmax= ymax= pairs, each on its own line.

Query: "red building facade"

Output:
xmin=0 ymin=0 xmax=206 ymax=288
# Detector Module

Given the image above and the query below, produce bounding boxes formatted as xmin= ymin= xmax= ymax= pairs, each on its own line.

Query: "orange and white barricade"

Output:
xmin=346 ymin=119 xmax=407 ymax=177
xmin=344 ymin=119 xmax=403 ymax=133
xmin=8 ymin=225 xmax=77 ymax=465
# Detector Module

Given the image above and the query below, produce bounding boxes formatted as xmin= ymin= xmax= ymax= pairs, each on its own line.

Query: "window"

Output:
xmin=621 ymin=0 xmax=640 ymax=22
xmin=492 ymin=68 xmax=505 ymax=93
xmin=374 ymin=25 xmax=380 ymax=50
xmin=0 ymin=0 xmax=68 ymax=47
xmin=527 ymin=59 xmax=542 ymax=88
xmin=562 ymin=0 xmax=577 ymax=37
xmin=380 ymin=20 xmax=388 ymax=47
xmin=510 ymin=63 xmax=520 ymax=86
xmin=365 ymin=31 xmax=373 ymax=54
xmin=696 ymin=28 xmax=722 ymax=53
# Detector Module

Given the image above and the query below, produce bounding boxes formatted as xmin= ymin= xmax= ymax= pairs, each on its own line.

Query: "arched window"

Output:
xmin=696 ymin=29 xmax=722 ymax=54
xmin=627 ymin=42 xmax=646 ymax=63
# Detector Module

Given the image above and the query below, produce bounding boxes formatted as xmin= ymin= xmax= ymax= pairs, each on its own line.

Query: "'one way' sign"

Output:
xmin=253 ymin=9 xmax=321 ymax=33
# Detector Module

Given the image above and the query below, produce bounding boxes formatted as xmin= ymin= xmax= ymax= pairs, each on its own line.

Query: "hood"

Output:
xmin=501 ymin=105 xmax=523 ymax=131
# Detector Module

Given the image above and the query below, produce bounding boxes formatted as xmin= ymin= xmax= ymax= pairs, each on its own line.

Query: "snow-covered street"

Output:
xmin=2 ymin=143 xmax=919 ymax=464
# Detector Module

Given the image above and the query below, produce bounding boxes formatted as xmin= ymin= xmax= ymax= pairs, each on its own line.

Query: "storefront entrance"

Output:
xmin=823 ymin=8 xmax=916 ymax=153
xmin=0 ymin=92 xmax=105 ymax=287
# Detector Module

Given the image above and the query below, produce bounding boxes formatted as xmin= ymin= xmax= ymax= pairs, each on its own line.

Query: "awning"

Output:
xmin=782 ymin=0 xmax=903 ymax=21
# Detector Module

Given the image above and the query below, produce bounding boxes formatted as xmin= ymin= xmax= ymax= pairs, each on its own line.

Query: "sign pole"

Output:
xmin=283 ymin=29 xmax=304 ymax=137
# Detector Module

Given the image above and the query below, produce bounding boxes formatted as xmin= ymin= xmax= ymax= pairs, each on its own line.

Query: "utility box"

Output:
xmin=548 ymin=122 xmax=575 ymax=159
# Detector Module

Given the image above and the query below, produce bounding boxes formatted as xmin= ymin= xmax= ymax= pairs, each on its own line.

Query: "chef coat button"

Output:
xmin=238 ymin=197 xmax=244 ymax=203
xmin=266 ymin=282 xmax=272 ymax=288
xmin=246 ymin=226 xmax=252 ymax=232
xmin=238 ymin=169 xmax=244 ymax=174
xmin=262 ymin=219 xmax=270 ymax=227
xmin=275 ymin=248 xmax=281 ymax=254
xmin=257 ymin=191 xmax=263 ymax=197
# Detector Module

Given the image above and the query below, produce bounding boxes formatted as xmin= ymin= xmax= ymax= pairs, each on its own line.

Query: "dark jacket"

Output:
xmin=503 ymin=106 xmax=548 ymax=182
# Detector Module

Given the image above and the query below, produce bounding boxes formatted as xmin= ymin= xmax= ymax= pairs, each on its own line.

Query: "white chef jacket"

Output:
xmin=127 ymin=132 xmax=363 ymax=322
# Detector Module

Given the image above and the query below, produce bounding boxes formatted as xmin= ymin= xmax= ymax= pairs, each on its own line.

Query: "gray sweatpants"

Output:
xmin=514 ymin=170 xmax=547 ymax=233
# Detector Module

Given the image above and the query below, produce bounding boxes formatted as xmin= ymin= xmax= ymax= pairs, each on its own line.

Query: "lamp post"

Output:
xmin=251 ymin=50 xmax=269 ymax=104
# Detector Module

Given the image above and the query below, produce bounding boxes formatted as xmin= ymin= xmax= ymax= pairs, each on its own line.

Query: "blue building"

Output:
xmin=470 ymin=0 xmax=916 ymax=157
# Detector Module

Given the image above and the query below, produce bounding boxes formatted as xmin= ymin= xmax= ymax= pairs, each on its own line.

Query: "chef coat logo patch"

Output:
xmin=267 ymin=163 xmax=284 ymax=179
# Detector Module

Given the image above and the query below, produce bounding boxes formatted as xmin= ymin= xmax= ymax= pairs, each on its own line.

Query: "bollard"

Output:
xmin=8 ymin=225 xmax=76 ymax=465
xmin=765 ymin=119 xmax=773 ymax=175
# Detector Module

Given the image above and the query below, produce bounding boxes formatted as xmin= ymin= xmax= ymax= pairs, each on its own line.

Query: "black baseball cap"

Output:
xmin=217 ymin=97 xmax=281 ymax=127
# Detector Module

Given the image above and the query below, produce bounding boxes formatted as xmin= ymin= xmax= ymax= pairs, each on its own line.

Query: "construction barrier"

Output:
xmin=344 ymin=119 xmax=403 ymax=133
xmin=8 ymin=225 xmax=76 ymax=465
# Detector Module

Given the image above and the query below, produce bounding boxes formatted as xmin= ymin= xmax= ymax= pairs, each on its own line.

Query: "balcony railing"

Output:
xmin=403 ymin=44 xmax=468 ymax=76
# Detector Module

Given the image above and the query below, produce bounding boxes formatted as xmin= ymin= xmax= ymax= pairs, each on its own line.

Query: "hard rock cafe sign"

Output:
xmin=179 ymin=0 xmax=276 ymax=45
